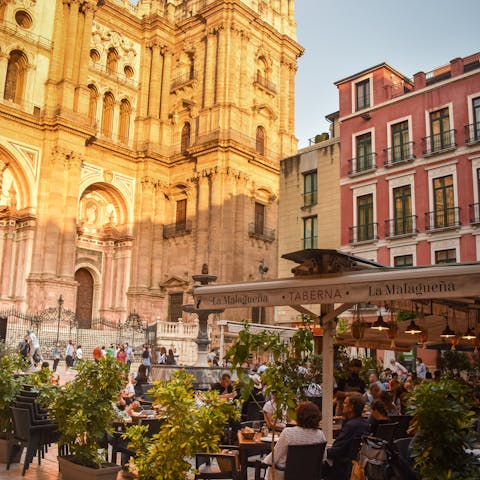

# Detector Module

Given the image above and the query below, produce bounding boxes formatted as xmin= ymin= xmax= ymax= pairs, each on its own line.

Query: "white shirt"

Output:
xmin=28 ymin=332 xmax=40 ymax=350
xmin=76 ymin=347 xmax=83 ymax=360
xmin=263 ymin=426 xmax=326 ymax=479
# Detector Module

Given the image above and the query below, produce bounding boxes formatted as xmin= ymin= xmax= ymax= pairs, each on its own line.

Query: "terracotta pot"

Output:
xmin=0 ymin=437 xmax=22 ymax=464
xmin=58 ymin=455 xmax=121 ymax=480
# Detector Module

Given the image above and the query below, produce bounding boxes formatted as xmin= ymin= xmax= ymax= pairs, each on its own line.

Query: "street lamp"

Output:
xmin=55 ymin=295 xmax=64 ymax=344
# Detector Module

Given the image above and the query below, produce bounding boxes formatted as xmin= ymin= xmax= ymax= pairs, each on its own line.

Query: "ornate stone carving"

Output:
xmin=50 ymin=147 xmax=82 ymax=169
xmin=91 ymin=21 xmax=138 ymax=56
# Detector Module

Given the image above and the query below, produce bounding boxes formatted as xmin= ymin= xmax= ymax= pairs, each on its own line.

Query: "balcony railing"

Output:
xmin=248 ymin=223 xmax=275 ymax=242
xmin=89 ymin=62 xmax=139 ymax=88
xmin=384 ymin=215 xmax=418 ymax=238
xmin=163 ymin=219 xmax=192 ymax=239
xmin=0 ymin=19 xmax=52 ymax=50
xmin=302 ymin=236 xmax=318 ymax=249
xmin=171 ymin=71 xmax=196 ymax=90
xmin=422 ymin=129 xmax=456 ymax=156
xmin=469 ymin=203 xmax=480 ymax=224
xmin=254 ymin=74 xmax=277 ymax=94
xmin=383 ymin=142 xmax=415 ymax=167
xmin=349 ymin=223 xmax=378 ymax=244
xmin=465 ymin=122 xmax=480 ymax=145
xmin=303 ymin=191 xmax=317 ymax=207
xmin=347 ymin=153 xmax=377 ymax=176
xmin=425 ymin=207 xmax=461 ymax=231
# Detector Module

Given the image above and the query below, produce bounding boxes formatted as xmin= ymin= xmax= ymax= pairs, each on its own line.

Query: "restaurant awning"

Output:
xmin=193 ymin=249 xmax=480 ymax=442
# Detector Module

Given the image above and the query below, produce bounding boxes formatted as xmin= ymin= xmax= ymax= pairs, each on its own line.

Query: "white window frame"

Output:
xmin=467 ymin=91 xmax=480 ymax=125
xmin=390 ymin=245 xmax=416 ymax=268
xmin=430 ymin=237 xmax=460 ymax=265
xmin=424 ymin=102 xmax=454 ymax=138
xmin=387 ymin=172 xmax=416 ymax=220
xmin=351 ymin=181 xmax=377 ymax=228
xmin=352 ymin=73 xmax=373 ymax=112
xmin=426 ymin=161 xmax=458 ymax=212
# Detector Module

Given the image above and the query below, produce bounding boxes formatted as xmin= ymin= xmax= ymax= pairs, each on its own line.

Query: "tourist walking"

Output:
xmin=65 ymin=339 xmax=75 ymax=372
xmin=52 ymin=343 xmax=61 ymax=372
xmin=27 ymin=329 xmax=42 ymax=367
xmin=125 ymin=342 xmax=134 ymax=370
xmin=142 ymin=345 xmax=151 ymax=377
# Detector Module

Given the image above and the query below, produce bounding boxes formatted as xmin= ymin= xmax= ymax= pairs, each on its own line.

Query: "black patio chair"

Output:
xmin=375 ymin=422 xmax=398 ymax=443
xmin=255 ymin=442 xmax=327 ymax=480
xmin=195 ymin=452 xmax=240 ymax=480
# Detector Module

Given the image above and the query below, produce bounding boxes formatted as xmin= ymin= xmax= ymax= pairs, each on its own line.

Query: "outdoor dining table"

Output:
xmin=237 ymin=431 xmax=272 ymax=480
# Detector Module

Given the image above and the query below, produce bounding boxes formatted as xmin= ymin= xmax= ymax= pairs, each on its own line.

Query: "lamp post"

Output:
xmin=55 ymin=295 xmax=64 ymax=345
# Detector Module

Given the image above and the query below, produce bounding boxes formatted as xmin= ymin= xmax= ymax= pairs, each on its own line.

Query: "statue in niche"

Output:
xmin=85 ymin=203 xmax=98 ymax=224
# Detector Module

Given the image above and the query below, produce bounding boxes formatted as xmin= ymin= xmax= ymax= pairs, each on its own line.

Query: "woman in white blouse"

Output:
xmin=263 ymin=401 xmax=326 ymax=480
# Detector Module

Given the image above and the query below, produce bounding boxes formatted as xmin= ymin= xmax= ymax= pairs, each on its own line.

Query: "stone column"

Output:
xmin=159 ymin=47 xmax=172 ymax=121
xmin=58 ymin=153 xmax=82 ymax=279
xmin=0 ymin=52 xmax=8 ymax=93
xmin=0 ymin=221 xmax=15 ymax=299
xmin=62 ymin=0 xmax=81 ymax=110
xmin=148 ymin=40 xmax=161 ymax=118
xmin=203 ymin=29 xmax=217 ymax=109
xmin=215 ymin=25 xmax=227 ymax=105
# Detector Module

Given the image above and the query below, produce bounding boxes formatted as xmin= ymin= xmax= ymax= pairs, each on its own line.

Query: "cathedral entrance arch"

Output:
xmin=76 ymin=182 xmax=131 ymax=324
xmin=75 ymin=268 xmax=94 ymax=328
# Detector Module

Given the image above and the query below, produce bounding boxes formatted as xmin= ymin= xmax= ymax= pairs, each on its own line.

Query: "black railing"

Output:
xmin=465 ymin=123 xmax=480 ymax=144
xmin=383 ymin=142 xmax=415 ymax=167
xmin=385 ymin=215 xmax=418 ymax=238
xmin=171 ymin=71 xmax=196 ymax=90
xmin=469 ymin=203 xmax=480 ymax=224
xmin=423 ymin=129 xmax=456 ymax=155
xmin=302 ymin=236 xmax=318 ymax=249
xmin=163 ymin=219 xmax=192 ymax=238
xmin=348 ymin=153 xmax=377 ymax=176
xmin=248 ymin=223 xmax=275 ymax=242
xmin=303 ymin=191 xmax=317 ymax=207
xmin=425 ymin=207 xmax=461 ymax=231
xmin=349 ymin=223 xmax=378 ymax=243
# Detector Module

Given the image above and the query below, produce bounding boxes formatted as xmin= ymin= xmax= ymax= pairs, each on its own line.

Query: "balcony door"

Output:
xmin=357 ymin=194 xmax=373 ymax=241
xmin=433 ymin=175 xmax=454 ymax=228
xmin=356 ymin=133 xmax=372 ymax=171
xmin=393 ymin=185 xmax=412 ymax=235
xmin=391 ymin=121 xmax=409 ymax=162
xmin=430 ymin=108 xmax=450 ymax=151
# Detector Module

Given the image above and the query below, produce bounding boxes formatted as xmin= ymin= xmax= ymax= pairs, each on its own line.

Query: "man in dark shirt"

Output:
xmin=325 ymin=392 xmax=370 ymax=479
xmin=335 ymin=358 xmax=366 ymax=416
xmin=211 ymin=373 xmax=237 ymax=399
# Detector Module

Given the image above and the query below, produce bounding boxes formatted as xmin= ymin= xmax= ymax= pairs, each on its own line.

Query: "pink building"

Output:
xmin=336 ymin=52 xmax=480 ymax=268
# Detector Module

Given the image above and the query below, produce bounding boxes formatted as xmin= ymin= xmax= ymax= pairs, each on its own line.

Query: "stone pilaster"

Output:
xmin=148 ymin=39 xmax=162 ymax=118
xmin=203 ymin=29 xmax=217 ymax=109
xmin=159 ymin=46 xmax=172 ymax=121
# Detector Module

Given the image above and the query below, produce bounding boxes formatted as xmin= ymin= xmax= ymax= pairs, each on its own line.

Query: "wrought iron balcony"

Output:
xmin=248 ymin=223 xmax=275 ymax=242
xmin=384 ymin=215 xmax=418 ymax=238
xmin=303 ymin=191 xmax=317 ymax=207
xmin=347 ymin=153 xmax=377 ymax=176
xmin=425 ymin=207 xmax=461 ymax=231
xmin=171 ymin=71 xmax=196 ymax=90
xmin=465 ymin=122 xmax=480 ymax=145
xmin=469 ymin=203 xmax=480 ymax=224
xmin=302 ymin=236 xmax=318 ymax=249
xmin=254 ymin=73 xmax=277 ymax=94
xmin=163 ymin=219 xmax=192 ymax=238
xmin=383 ymin=142 xmax=415 ymax=167
xmin=422 ymin=129 xmax=456 ymax=156
xmin=349 ymin=223 xmax=378 ymax=244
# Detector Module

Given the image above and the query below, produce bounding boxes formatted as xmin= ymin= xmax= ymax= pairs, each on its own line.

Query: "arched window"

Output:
xmin=181 ymin=122 xmax=191 ymax=152
xmin=106 ymin=47 xmax=118 ymax=74
xmin=75 ymin=268 xmax=94 ymax=328
xmin=256 ymin=126 xmax=265 ymax=156
xmin=119 ymin=99 xmax=131 ymax=143
xmin=4 ymin=50 xmax=28 ymax=104
xmin=256 ymin=56 xmax=268 ymax=85
xmin=101 ymin=92 xmax=115 ymax=138
xmin=87 ymin=84 xmax=98 ymax=126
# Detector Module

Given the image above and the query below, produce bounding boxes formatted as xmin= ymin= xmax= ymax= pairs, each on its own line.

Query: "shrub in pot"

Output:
xmin=124 ymin=369 xmax=239 ymax=480
xmin=49 ymin=357 xmax=128 ymax=479
xmin=0 ymin=352 xmax=27 ymax=463
xmin=407 ymin=378 xmax=479 ymax=480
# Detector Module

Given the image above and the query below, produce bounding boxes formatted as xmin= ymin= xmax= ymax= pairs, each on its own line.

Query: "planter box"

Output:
xmin=58 ymin=455 xmax=121 ymax=480
xmin=0 ymin=437 xmax=22 ymax=464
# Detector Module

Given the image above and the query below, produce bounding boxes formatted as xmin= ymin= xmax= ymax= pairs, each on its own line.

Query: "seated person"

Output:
xmin=263 ymin=392 xmax=290 ymax=431
xmin=134 ymin=364 xmax=149 ymax=398
xmin=325 ymin=392 xmax=370 ymax=480
xmin=121 ymin=374 xmax=136 ymax=404
xmin=211 ymin=373 xmax=237 ymax=400
xmin=262 ymin=401 xmax=326 ymax=480
xmin=368 ymin=400 xmax=391 ymax=436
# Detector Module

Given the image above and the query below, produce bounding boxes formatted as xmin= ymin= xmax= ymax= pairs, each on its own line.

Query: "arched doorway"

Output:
xmin=75 ymin=268 xmax=94 ymax=328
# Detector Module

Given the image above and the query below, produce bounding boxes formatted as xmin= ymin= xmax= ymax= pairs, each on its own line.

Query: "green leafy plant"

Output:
xmin=0 ymin=353 xmax=27 ymax=438
xmin=407 ymin=379 xmax=479 ymax=479
xmin=440 ymin=350 xmax=472 ymax=372
xmin=124 ymin=369 xmax=239 ymax=480
xmin=396 ymin=309 xmax=416 ymax=322
xmin=225 ymin=323 xmax=316 ymax=466
xmin=49 ymin=357 xmax=128 ymax=467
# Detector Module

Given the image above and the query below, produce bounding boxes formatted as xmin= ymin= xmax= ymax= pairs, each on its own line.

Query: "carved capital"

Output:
xmin=50 ymin=147 xmax=83 ymax=169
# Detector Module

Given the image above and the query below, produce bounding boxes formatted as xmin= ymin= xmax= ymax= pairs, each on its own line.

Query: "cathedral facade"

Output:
xmin=0 ymin=0 xmax=302 ymax=326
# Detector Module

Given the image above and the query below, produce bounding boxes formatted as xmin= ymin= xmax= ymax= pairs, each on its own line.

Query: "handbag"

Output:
xmin=359 ymin=436 xmax=388 ymax=480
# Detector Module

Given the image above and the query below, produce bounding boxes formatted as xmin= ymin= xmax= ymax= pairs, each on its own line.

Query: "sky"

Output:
xmin=294 ymin=0 xmax=480 ymax=147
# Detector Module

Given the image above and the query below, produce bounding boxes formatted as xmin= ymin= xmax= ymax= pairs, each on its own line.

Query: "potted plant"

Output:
xmin=225 ymin=323 xmax=317 ymax=472
xmin=49 ymin=357 xmax=128 ymax=480
xmin=407 ymin=378 xmax=479 ymax=479
xmin=124 ymin=369 xmax=238 ymax=480
xmin=0 ymin=349 xmax=27 ymax=463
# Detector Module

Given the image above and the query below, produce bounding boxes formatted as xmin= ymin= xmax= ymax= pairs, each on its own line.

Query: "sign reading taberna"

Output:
xmin=194 ymin=268 xmax=480 ymax=309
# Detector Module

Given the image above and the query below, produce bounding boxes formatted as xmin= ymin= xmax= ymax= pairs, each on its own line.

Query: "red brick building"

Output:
xmin=336 ymin=51 xmax=480 ymax=267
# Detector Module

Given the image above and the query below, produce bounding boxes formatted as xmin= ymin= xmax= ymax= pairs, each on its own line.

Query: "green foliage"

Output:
xmin=440 ymin=350 xmax=472 ymax=372
xmin=225 ymin=323 xmax=316 ymax=464
xmin=336 ymin=317 xmax=350 ymax=335
xmin=314 ymin=132 xmax=329 ymax=143
xmin=407 ymin=379 xmax=479 ymax=479
xmin=396 ymin=309 xmax=416 ymax=322
xmin=23 ymin=366 xmax=60 ymax=408
xmin=124 ymin=370 xmax=239 ymax=480
xmin=49 ymin=358 xmax=128 ymax=467
xmin=0 ymin=353 xmax=27 ymax=437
